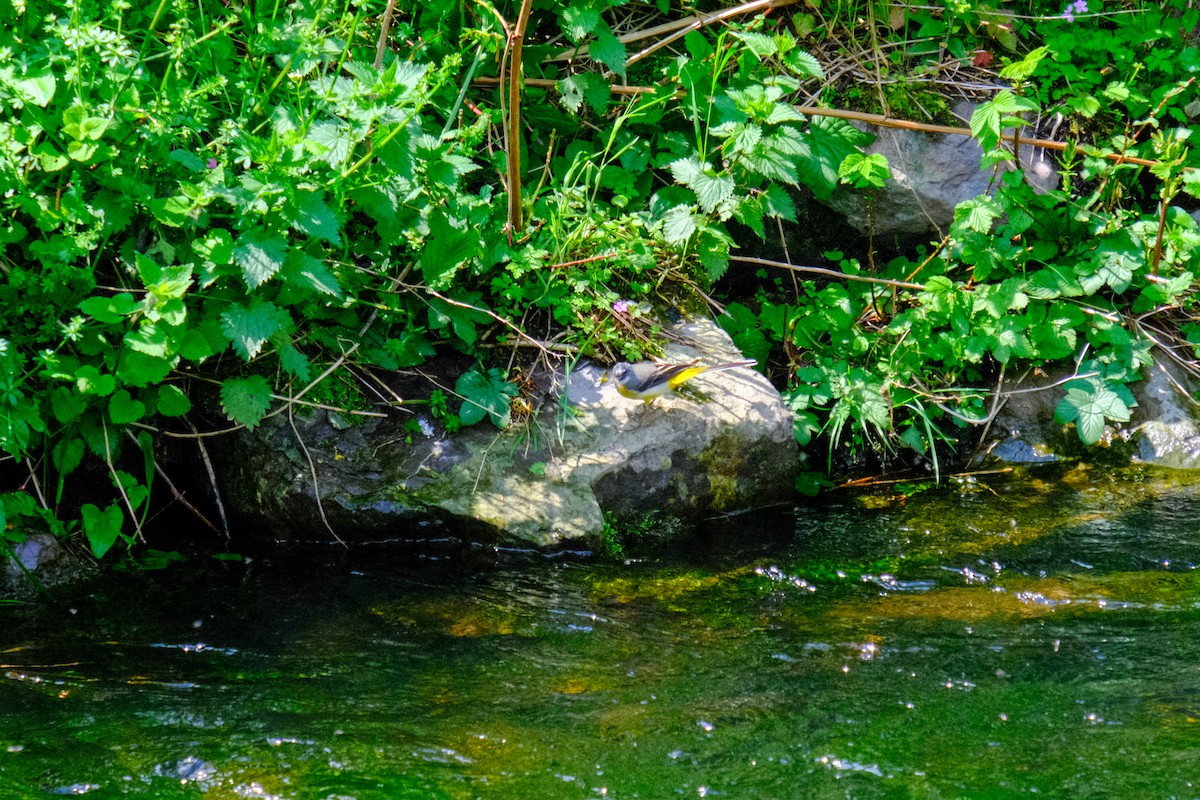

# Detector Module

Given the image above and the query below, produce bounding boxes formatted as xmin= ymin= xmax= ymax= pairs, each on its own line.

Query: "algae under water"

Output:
xmin=3 ymin=464 xmax=1200 ymax=797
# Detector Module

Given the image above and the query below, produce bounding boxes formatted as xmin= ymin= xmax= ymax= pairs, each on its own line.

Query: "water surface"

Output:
xmin=4 ymin=464 xmax=1200 ymax=797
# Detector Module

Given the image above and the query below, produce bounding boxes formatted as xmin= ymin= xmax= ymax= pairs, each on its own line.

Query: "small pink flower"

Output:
xmin=206 ymin=158 xmax=218 ymax=169
xmin=611 ymin=299 xmax=631 ymax=314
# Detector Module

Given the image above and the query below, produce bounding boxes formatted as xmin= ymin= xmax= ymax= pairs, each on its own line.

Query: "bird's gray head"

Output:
xmin=611 ymin=362 xmax=632 ymax=382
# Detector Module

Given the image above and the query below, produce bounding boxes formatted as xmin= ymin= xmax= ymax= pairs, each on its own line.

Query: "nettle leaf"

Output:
xmin=290 ymin=191 xmax=341 ymax=245
xmin=282 ymin=249 xmax=343 ymax=298
xmin=783 ymin=49 xmax=824 ymax=79
xmin=306 ymin=119 xmax=353 ymax=167
xmin=669 ymin=155 xmax=705 ymax=186
xmin=220 ymin=375 xmax=273 ymax=429
xmin=221 ymin=300 xmax=291 ymax=361
xmin=591 ymin=29 xmax=627 ymax=81
xmin=274 ymin=337 xmax=312 ymax=382
xmin=763 ymin=183 xmax=796 ymax=221
xmin=558 ymin=73 xmax=611 ymax=115
xmin=118 ymin=350 xmax=177 ymax=388
xmin=194 ymin=229 xmax=234 ymax=267
xmin=795 ymin=116 xmax=866 ymax=198
xmin=419 ymin=211 xmax=479 ymax=288
xmin=691 ymin=170 xmax=735 ymax=214
xmin=234 ymin=228 xmax=289 ymax=288
xmin=561 ymin=4 xmax=601 ymax=42
xmin=456 ymin=367 xmax=518 ymax=428
xmin=734 ymin=31 xmax=778 ymax=58
xmin=662 ymin=205 xmax=698 ymax=245
xmin=998 ymin=46 xmax=1049 ymax=81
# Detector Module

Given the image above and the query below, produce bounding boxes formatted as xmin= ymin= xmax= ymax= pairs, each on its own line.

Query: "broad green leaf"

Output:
xmin=80 ymin=293 xmax=139 ymax=323
xmin=691 ymin=171 xmax=735 ymax=214
xmin=559 ymin=73 xmax=611 ymax=115
xmin=75 ymin=365 xmax=116 ymax=397
xmin=734 ymin=31 xmax=778 ymax=58
xmin=117 ymin=350 xmax=176 ymax=387
xmin=155 ymin=384 xmax=192 ymax=417
xmin=81 ymin=502 xmax=124 ymax=558
xmin=662 ymin=205 xmax=697 ymax=245
xmin=52 ymin=437 xmax=85 ymax=477
xmin=290 ymin=191 xmax=341 ymax=245
xmin=955 ymin=196 xmax=1002 ymax=233
xmin=455 ymin=368 xmax=517 ymax=428
xmin=999 ymin=46 xmax=1049 ymax=81
xmin=275 ymin=338 xmax=312 ymax=382
xmin=8 ymin=66 xmax=56 ymax=107
xmin=428 ymin=293 xmax=490 ymax=346
xmin=763 ymin=183 xmax=796 ymax=221
xmin=419 ymin=211 xmax=478 ymax=288
xmin=51 ymin=387 xmax=88 ymax=423
xmin=282 ymin=250 xmax=343 ymax=298
xmin=109 ymin=389 xmax=146 ymax=424
xmin=220 ymin=375 xmax=273 ymax=429
xmin=562 ymin=4 xmax=601 ymax=41
xmin=837 ymin=152 xmax=891 ymax=189
xmin=233 ymin=228 xmax=288 ymax=288
xmin=221 ymin=300 xmax=290 ymax=361
xmin=591 ymin=29 xmax=627 ymax=81
xmin=669 ymin=156 xmax=705 ymax=186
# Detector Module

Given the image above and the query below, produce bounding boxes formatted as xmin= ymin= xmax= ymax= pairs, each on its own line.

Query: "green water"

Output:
xmin=4 ymin=465 xmax=1200 ymax=798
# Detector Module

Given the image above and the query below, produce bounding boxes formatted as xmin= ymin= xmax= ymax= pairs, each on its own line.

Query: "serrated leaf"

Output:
xmin=669 ymin=155 xmax=705 ymax=185
xmin=306 ymin=120 xmax=353 ymax=167
xmin=221 ymin=300 xmax=290 ymax=361
xmin=220 ymin=375 xmax=273 ymax=429
xmin=290 ymin=191 xmax=341 ymax=245
xmin=558 ymin=73 xmax=611 ymax=115
xmin=691 ymin=171 xmax=735 ymax=214
xmin=591 ymin=28 xmax=627 ymax=80
xmin=955 ymin=196 xmax=1003 ymax=233
xmin=662 ymin=205 xmax=697 ymax=245
xmin=282 ymin=249 xmax=343 ymax=298
xmin=419 ymin=212 xmax=479 ymax=288
xmin=763 ymin=183 xmax=796 ymax=221
xmin=735 ymin=31 xmax=778 ymax=58
xmin=275 ymin=338 xmax=312 ymax=382
xmin=234 ymin=228 xmax=288 ymax=288
xmin=783 ymin=49 xmax=824 ymax=79
xmin=562 ymin=4 xmax=601 ymax=41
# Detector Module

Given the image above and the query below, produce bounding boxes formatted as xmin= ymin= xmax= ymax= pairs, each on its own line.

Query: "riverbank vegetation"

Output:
xmin=1 ymin=0 xmax=1199 ymax=560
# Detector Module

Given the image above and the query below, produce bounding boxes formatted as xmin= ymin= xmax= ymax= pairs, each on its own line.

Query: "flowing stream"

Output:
xmin=4 ymin=463 xmax=1200 ymax=797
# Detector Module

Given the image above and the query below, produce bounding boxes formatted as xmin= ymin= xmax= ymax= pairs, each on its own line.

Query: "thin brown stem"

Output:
xmin=506 ymin=0 xmax=535 ymax=233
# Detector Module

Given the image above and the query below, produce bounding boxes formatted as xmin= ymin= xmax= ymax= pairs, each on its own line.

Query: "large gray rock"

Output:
xmin=2 ymin=533 xmax=94 ymax=599
xmin=823 ymin=101 xmax=1058 ymax=236
xmin=215 ymin=319 xmax=796 ymax=549
xmin=978 ymin=355 xmax=1200 ymax=468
